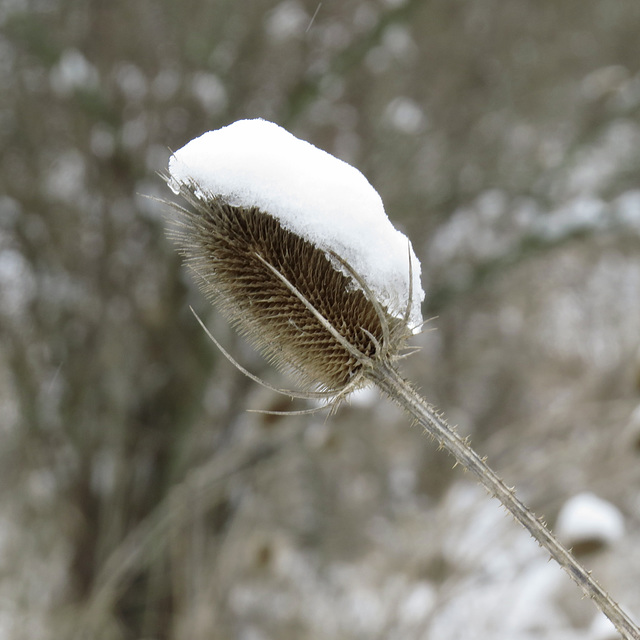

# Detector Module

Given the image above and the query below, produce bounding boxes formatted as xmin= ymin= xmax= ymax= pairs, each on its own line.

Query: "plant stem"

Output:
xmin=367 ymin=360 xmax=640 ymax=640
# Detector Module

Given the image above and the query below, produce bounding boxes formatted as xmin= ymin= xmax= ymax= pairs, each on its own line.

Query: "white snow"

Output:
xmin=168 ymin=118 xmax=424 ymax=328
xmin=190 ymin=72 xmax=228 ymax=115
xmin=385 ymin=96 xmax=427 ymax=134
xmin=555 ymin=492 xmax=625 ymax=547
xmin=49 ymin=48 xmax=98 ymax=97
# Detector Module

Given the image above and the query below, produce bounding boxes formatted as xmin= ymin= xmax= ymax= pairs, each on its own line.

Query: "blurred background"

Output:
xmin=2 ymin=0 xmax=640 ymax=638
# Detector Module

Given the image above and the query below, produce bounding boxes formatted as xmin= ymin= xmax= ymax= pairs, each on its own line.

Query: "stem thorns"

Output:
xmin=367 ymin=360 xmax=640 ymax=640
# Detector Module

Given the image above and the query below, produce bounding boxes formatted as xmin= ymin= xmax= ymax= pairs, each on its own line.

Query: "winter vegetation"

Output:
xmin=1 ymin=1 xmax=640 ymax=639
xmin=167 ymin=118 xmax=424 ymax=328
xmin=166 ymin=117 xmax=637 ymax=636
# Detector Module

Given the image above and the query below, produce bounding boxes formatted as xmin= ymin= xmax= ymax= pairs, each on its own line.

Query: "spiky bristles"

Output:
xmin=167 ymin=182 xmax=413 ymax=394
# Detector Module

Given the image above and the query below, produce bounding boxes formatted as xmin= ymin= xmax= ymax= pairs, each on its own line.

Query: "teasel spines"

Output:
xmin=167 ymin=181 xmax=414 ymax=395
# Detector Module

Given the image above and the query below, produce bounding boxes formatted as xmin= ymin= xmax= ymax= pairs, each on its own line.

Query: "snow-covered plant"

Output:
xmin=166 ymin=119 xmax=423 ymax=403
xmin=165 ymin=119 xmax=639 ymax=640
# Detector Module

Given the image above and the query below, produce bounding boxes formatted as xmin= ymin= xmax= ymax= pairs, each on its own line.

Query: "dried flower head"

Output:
xmin=165 ymin=119 xmax=424 ymax=398
xmin=167 ymin=182 xmax=414 ymax=395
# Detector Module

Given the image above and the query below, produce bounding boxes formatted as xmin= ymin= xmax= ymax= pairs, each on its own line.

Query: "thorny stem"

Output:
xmin=367 ymin=360 xmax=640 ymax=640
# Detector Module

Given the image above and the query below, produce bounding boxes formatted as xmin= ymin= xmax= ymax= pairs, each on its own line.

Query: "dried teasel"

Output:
xmin=165 ymin=119 xmax=423 ymax=404
xmin=164 ymin=120 xmax=640 ymax=639
xmin=167 ymin=189 xmax=414 ymax=395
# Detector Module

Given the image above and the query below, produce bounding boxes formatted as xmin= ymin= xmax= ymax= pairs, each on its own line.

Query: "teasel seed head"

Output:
xmin=164 ymin=119 xmax=424 ymax=401
xmin=166 ymin=180 xmax=415 ymax=396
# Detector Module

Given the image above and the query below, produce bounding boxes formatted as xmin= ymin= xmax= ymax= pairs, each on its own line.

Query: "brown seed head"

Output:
xmin=167 ymin=182 xmax=412 ymax=394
